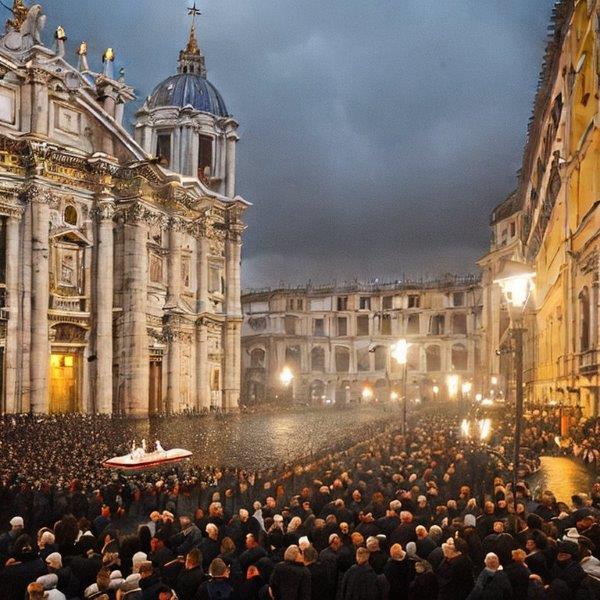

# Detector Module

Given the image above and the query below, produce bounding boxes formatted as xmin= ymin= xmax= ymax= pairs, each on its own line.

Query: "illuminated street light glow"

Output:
xmin=432 ymin=385 xmax=439 ymax=395
xmin=481 ymin=398 xmax=494 ymax=407
xmin=362 ymin=386 xmax=373 ymax=401
xmin=390 ymin=391 xmax=399 ymax=401
xmin=447 ymin=374 xmax=460 ymax=399
xmin=391 ymin=339 xmax=409 ymax=364
xmin=494 ymin=260 xmax=536 ymax=311
xmin=475 ymin=393 xmax=483 ymax=402
xmin=491 ymin=376 xmax=498 ymax=386
xmin=478 ymin=418 xmax=492 ymax=441
xmin=461 ymin=382 xmax=472 ymax=395
xmin=279 ymin=366 xmax=294 ymax=387
xmin=460 ymin=419 xmax=470 ymax=437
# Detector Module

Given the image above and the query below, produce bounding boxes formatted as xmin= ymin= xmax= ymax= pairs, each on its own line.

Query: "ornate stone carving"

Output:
xmin=580 ymin=250 xmax=598 ymax=275
xmin=20 ymin=183 xmax=54 ymax=205
xmin=49 ymin=323 xmax=88 ymax=344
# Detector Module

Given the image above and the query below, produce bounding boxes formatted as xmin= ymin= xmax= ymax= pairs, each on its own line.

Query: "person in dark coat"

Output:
xmin=408 ymin=560 xmax=438 ymax=600
xmin=239 ymin=533 xmax=268 ymax=574
xmin=175 ymin=548 xmax=204 ymax=600
xmin=303 ymin=545 xmax=335 ymax=600
xmin=195 ymin=558 xmax=237 ymax=600
xmin=269 ymin=545 xmax=311 ymax=600
xmin=0 ymin=534 xmax=48 ymax=600
xmin=503 ymin=549 xmax=530 ymax=600
xmin=238 ymin=565 xmax=266 ymax=600
xmin=199 ymin=524 xmax=220 ymax=572
xmin=170 ymin=516 xmax=202 ymax=557
xmin=435 ymin=539 xmax=474 ymax=600
xmin=547 ymin=540 xmax=599 ymax=600
xmin=524 ymin=532 xmax=551 ymax=583
xmin=367 ymin=537 xmax=388 ymax=575
xmin=138 ymin=561 xmax=163 ymax=600
xmin=341 ymin=547 xmax=388 ymax=600
xmin=465 ymin=552 xmax=513 ymax=600
xmin=384 ymin=543 xmax=416 ymax=600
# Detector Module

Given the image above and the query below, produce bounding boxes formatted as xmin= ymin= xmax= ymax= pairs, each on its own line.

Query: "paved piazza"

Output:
xmin=133 ymin=405 xmax=398 ymax=470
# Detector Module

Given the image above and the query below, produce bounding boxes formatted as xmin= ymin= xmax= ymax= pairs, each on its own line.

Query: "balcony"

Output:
xmin=579 ymin=349 xmax=599 ymax=375
xmin=50 ymin=294 xmax=88 ymax=312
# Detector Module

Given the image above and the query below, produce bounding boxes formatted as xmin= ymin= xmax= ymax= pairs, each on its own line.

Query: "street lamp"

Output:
xmin=362 ymin=386 xmax=373 ymax=402
xmin=447 ymin=374 xmax=460 ymax=401
xmin=494 ymin=259 xmax=535 ymax=511
xmin=279 ymin=366 xmax=294 ymax=403
xmin=432 ymin=385 xmax=440 ymax=401
xmin=391 ymin=339 xmax=409 ymax=437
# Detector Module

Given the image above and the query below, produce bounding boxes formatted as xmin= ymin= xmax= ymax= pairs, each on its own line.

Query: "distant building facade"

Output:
xmin=241 ymin=277 xmax=483 ymax=405
xmin=0 ymin=2 xmax=247 ymax=414
xmin=480 ymin=0 xmax=600 ymax=416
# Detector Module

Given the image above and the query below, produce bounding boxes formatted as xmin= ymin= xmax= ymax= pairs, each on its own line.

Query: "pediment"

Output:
xmin=49 ymin=226 xmax=91 ymax=246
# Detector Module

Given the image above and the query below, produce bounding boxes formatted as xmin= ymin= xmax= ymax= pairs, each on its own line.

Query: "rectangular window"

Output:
xmin=209 ymin=266 xmax=221 ymax=293
xmin=407 ymin=295 xmax=420 ymax=308
xmin=357 ymin=315 xmax=369 ymax=336
xmin=337 ymin=296 xmax=348 ymax=311
xmin=314 ymin=318 xmax=325 ymax=336
xmin=407 ymin=314 xmax=420 ymax=335
xmin=510 ymin=221 xmax=516 ymax=237
xmin=382 ymin=296 xmax=393 ymax=310
xmin=285 ymin=316 xmax=298 ymax=335
xmin=149 ymin=253 xmax=163 ymax=284
xmin=198 ymin=135 xmax=212 ymax=179
xmin=337 ymin=317 xmax=347 ymax=336
xmin=156 ymin=133 xmax=171 ymax=168
xmin=381 ymin=314 xmax=392 ymax=335
xmin=181 ymin=256 xmax=191 ymax=289
xmin=359 ymin=296 xmax=371 ymax=310
xmin=453 ymin=292 xmax=465 ymax=307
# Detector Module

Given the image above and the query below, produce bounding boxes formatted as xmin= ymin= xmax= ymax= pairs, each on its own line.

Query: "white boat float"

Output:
xmin=103 ymin=439 xmax=192 ymax=470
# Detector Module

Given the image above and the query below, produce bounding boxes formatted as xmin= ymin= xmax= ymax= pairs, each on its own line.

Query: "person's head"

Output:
xmin=206 ymin=523 xmax=218 ymax=541
xmin=208 ymin=502 xmax=223 ymax=518
xmin=390 ymin=543 xmax=405 ymax=560
xmin=45 ymin=552 xmax=62 ymax=571
xmin=209 ymin=557 xmax=229 ymax=579
xmin=239 ymin=509 xmax=249 ymax=522
xmin=415 ymin=525 xmax=427 ymax=539
xmin=484 ymin=501 xmax=495 ymax=515
xmin=303 ymin=545 xmax=318 ymax=565
xmin=511 ymin=549 xmax=526 ymax=564
xmin=366 ymin=537 xmax=379 ymax=552
xmin=247 ymin=565 xmax=260 ymax=580
xmin=287 ymin=516 xmax=302 ymax=533
xmin=220 ymin=537 xmax=235 ymax=555
xmin=245 ymin=533 xmax=258 ymax=550
xmin=484 ymin=553 xmax=500 ymax=571
xmin=356 ymin=546 xmax=370 ymax=565
xmin=556 ymin=540 xmax=579 ymax=563
xmin=26 ymin=582 xmax=45 ymax=600
xmin=350 ymin=532 xmax=364 ymax=548
xmin=132 ymin=551 xmax=148 ymax=573
xmin=329 ymin=533 xmax=341 ymax=551
xmin=179 ymin=516 xmax=192 ymax=529
xmin=39 ymin=530 xmax=55 ymax=550
xmin=138 ymin=561 xmax=153 ymax=579
xmin=151 ymin=532 xmax=167 ymax=553
xmin=400 ymin=511 xmax=413 ymax=523
xmin=284 ymin=544 xmax=303 ymax=564
xmin=10 ymin=516 xmax=24 ymax=534
xmin=157 ymin=585 xmax=175 ymax=600
xmin=493 ymin=521 xmax=505 ymax=534
xmin=150 ymin=511 xmax=161 ymax=523
xmin=414 ymin=560 xmax=432 ymax=575
xmin=185 ymin=548 xmax=201 ymax=570
xmin=442 ymin=538 xmax=459 ymax=559
xmin=265 ymin=497 xmax=276 ymax=509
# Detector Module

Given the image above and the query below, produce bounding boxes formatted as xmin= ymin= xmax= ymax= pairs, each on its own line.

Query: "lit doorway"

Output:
xmin=49 ymin=353 xmax=80 ymax=413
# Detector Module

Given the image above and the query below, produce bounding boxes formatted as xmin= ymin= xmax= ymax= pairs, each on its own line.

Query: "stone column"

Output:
xmin=121 ymin=204 xmax=149 ymax=415
xmin=4 ymin=212 xmax=21 ymax=413
xmin=30 ymin=69 xmax=49 ymax=137
xmin=225 ymin=133 xmax=238 ymax=198
xmin=166 ymin=223 xmax=181 ymax=308
xmin=30 ymin=188 xmax=51 ymax=413
xmin=95 ymin=196 xmax=115 ymax=413
xmin=196 ymin=319 xmax=209 ymax=410
xmin=223 ymin=230 xmax=242 ymax=410
xmin=166 ymin=323 xmax=181 ymax=414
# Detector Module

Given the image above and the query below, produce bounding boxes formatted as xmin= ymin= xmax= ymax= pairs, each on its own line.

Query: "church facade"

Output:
xmin=0 ymin=2 xmax=247 ymax=415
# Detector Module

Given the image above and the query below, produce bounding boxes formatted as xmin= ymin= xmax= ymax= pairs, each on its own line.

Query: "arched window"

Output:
xmin=335 ymin=347 xmax=350 ymax=372
xmin=250 ymin=348 xmax=265 ymax=369
xmin=451 ymin=343 xmax=468 ymax=371
xmin=426 ymin=345 xmax=441 ymax=372
xmin=64 ymin=205 xmax=78 ymax=226
xmin=311 ymin=347 xmax=325 ymax=372
xmin=407 ymin=345 xmax=420 ymax=371
xmin=579 ymin=287 xmax=591 ymax=352
xmin=374 ymin=345 xmax=387 ymax=371
xmin=357 ymin=347 xmax=370 ymax=372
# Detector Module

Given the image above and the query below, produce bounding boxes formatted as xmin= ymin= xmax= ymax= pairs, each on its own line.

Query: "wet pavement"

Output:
xmin=127 ymin=404 xmax=400 ymax=470
xmin=528 ymin=456 xmax=598 ymax=502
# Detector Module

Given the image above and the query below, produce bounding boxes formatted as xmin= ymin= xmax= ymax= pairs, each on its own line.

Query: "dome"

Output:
xmin=147 ymin=72 xmax=229 ymax=117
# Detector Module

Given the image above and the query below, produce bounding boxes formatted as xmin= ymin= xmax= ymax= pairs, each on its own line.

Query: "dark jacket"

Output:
xmin=341 ymin=562 xmax=389 ymax=600
xmin=140 ymin=573 xmax=163 ymax=600
xmin=195 ymin=577 xmax=237 ymax=600
xmin=176 ymin=565 xmax=205 ymax=600
xmin=384 ymin=556 xmax=416 ymax=600
xmin=408 ymin=572 xmax=438 ymax=600
xmin=465 ymin=568 xmax=513 ymax=600
xmin=436 ymin=553 xmax=475 ymax=600
xmin=307 ymin=560 xmax=335 ymax=600
xmin=269 ymin=560 xmax=311 ymax=600
xmin=503 ymin=562 xmax=529 ymax=600
xmin=0 ymin=555 xmax=48 ymax=600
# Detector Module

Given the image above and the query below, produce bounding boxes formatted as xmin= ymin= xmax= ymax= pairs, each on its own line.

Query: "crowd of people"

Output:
xmin=0 ymin=406 xmax=599 ymax=599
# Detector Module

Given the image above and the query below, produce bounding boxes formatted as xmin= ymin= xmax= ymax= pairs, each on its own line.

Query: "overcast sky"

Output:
xmin=40 ymin=0 xmax=555 ymax=288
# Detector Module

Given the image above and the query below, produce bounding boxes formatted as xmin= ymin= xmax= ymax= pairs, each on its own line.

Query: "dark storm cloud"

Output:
xmin=40 ymin=0 xmax=555 ymax=286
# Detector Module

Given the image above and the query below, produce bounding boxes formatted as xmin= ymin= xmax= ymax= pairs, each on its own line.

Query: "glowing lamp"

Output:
xmin=391 ymin=339 xmax=409 ymax=365
xmin=447 ymin=374 xmax=460 ymax=399
xmin=279 ymin=366 xmax=293 ymax=387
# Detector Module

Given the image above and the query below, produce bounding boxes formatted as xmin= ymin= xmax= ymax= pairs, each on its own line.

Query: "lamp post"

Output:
xmin=432 ymin=384 xmax=440 ymax=402
xmin=462 ymin=381 xmax=472 ymax=417
xmin=494 ymin=259 xmax=535 ymax=511
xmin=447 ymin=374 xmax=460 ymax=406
xmin=391 ymin=339 xmax=409 ymax=437
xmin=280 ymin=366 xmax=294 ymax=404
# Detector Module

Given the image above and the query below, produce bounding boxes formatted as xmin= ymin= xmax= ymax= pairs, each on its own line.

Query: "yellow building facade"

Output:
xmin=481 ymin=0 xmax=600 ymax=416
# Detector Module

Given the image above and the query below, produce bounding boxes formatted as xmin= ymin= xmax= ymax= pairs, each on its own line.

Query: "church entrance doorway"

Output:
xmin=49 ymin=352 xmax=80 ymax=413
xmin=149 ymin=358 xmax=163 ymax=414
